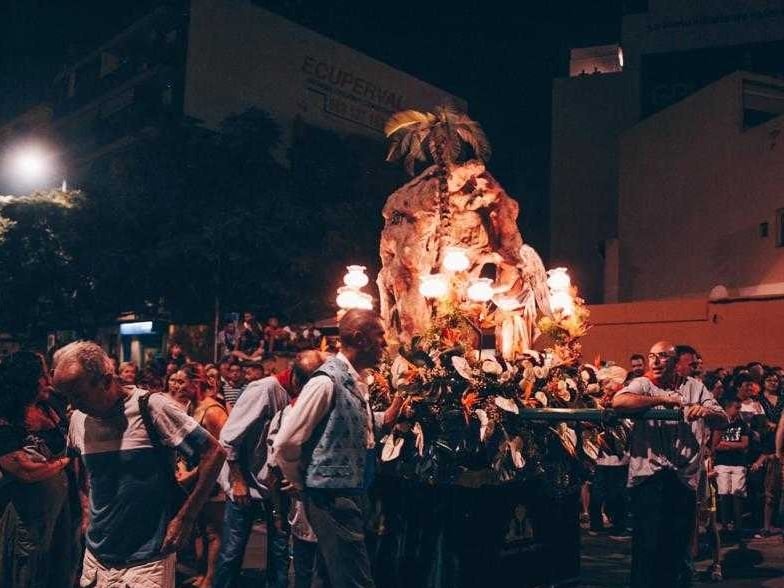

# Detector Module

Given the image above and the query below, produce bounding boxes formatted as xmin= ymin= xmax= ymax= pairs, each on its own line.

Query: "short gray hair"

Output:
xmin=53 ymin=341 xmax=114 ymax=383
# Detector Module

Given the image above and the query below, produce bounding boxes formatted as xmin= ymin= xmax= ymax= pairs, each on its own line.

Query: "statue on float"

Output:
xmin=377 ymin=105 xmax=553 ymax=360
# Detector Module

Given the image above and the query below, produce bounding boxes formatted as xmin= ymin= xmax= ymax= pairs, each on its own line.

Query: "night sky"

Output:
xmin=0 ymin=0 xmax=622 ymax=256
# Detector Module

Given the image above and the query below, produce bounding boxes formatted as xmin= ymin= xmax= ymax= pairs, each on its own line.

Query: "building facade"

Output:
xmin=1 ymin=0 xmax=464 ymax=190
xmin=550 ymin=0 xmax=784 ymax=303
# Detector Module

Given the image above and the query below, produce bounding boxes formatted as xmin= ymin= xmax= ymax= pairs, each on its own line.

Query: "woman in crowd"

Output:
xmin=173 ymin=369 xmax=229 ymax=588
xmin=0 ymin=351 xmax=73 ymax=587
xmin=204 ymin=363 xmax=225 ymax=405
xmin=118 ymin=361 xmax=138 ymax=385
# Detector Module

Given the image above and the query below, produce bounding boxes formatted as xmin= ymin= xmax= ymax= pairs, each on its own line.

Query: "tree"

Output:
xmin=384 ymin=105 xmax=491 ymax=247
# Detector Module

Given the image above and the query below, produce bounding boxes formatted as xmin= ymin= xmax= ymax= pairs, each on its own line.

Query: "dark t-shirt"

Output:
xmin=0 ymin=422 xmax=25 ymax=456
xmin=714 ymin=418 xmax=749 ymax=467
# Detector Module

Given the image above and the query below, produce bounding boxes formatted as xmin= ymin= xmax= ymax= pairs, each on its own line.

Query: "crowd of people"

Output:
xmin=580 ymin=346 xmax=784 ymax=585
xmin=0 ymin=309 xmax=783 ymax=588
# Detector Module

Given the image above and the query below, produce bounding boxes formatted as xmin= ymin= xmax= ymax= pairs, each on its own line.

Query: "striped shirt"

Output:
xmin=68 ymin=387 xmax=210 ymax=565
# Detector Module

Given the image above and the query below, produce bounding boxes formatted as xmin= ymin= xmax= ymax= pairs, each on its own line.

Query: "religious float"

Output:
xmin=335 ymin=106 xmax=679 ymax=587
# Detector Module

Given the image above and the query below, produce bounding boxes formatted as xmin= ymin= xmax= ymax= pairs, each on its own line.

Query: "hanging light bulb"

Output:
xmin=467 ymin=278 xmax=494 ymax=302
xmin=419 ymin=273 xmax=449 ymax=299
xmin=336 ymin=286 xmax=362 ymax=310
xmin=442 ymin=246 xmax=471 ymax=273
xmin=546 ymin=267 xmax=571 ymax=292
xmin=550 ymin=290 xmax=574 ymax=316
xmin=343 ymin=265 xmax=369 ymax=289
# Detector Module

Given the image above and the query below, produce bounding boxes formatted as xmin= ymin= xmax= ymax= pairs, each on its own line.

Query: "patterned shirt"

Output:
xmin=617 ymin=376 xmax=725 ymax=491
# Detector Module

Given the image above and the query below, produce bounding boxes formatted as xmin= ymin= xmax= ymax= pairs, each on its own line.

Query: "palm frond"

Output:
xmin=384 ymin=110 xmax=434 ymax=137
xmin=456 ymin=123 xmax=492 ymax=162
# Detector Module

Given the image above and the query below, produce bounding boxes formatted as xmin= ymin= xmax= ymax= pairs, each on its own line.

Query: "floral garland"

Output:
xmin=368 ymin=295 xmax=595 ymax=491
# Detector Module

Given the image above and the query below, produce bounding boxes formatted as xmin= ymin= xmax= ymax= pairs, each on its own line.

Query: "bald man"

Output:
xmin=613 ymin=340 xmax=726 ymax=588
xmin=274 ymin=310 xmax=406 ymax=588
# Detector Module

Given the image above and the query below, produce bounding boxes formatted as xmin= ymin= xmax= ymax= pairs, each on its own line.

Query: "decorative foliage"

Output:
xmin=373 ymin=302 xmax=594 ymax=489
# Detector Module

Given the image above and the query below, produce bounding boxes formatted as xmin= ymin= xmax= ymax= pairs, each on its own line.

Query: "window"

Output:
xmin=743 ymin=80 xmax=784 ymax=129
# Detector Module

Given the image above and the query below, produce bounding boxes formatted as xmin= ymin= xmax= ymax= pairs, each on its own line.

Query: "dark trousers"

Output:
xmin=213 ymin=498 xmax=289 ymax=588
xmin=305 ymin=490 xmax=375 ymax=588
xmin=630 ymin=470 xmax=696 ymax=588
xmin=291 ymin=535 xmax=326 ymax=588
xmin=589 ymin=465 xmax=628 ymax=532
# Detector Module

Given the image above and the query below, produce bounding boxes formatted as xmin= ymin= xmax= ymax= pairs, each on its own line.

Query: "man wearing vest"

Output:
xmin=274 ymin=309 xmax=402 ymax=588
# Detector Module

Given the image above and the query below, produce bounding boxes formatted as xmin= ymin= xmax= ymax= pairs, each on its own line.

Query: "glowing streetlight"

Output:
xmin=4 ymin=143 xmax=58 ymax=190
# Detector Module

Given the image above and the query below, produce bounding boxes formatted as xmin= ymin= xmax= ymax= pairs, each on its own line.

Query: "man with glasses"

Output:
xmin=613 ymin=341 xmax=726 ymax=588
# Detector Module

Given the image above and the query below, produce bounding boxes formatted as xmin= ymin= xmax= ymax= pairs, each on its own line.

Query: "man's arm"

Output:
xmin=612 ymin=380 xmax=682 ymax=411
xmin=713 ymin=434 xmax=749 ymax=451
xmin=0 ymin=451 xmax=69 ymax=483
xmin=219 ymin=381 xmax=271 ymax=504
xmin=273 ymin=376 xmax=333 ymax=490
xmin=162 ymin=432 xmax=226 ymax=553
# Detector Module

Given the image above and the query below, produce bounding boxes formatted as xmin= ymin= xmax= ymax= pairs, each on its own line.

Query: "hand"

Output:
xmin=750 ymin=458 xmax=766 ymax=472
xmin=231 ymin=477 xmax=250 ymax=506
xmin=160 ymin=514 xmax=195 ymax=554
xmin=684 ymin=404 xmax=711 ymax=422
xmin=280 ymin=478 xmax=301 ymax=500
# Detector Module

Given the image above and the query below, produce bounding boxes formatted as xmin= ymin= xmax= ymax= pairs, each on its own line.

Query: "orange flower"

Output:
xmin=461 ymin=390 xmax=479 ymax=414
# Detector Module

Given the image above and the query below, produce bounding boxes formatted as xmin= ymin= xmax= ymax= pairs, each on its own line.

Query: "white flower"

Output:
xmin=476 ymin=408 xmax=496 ymax=442
xmin=494 ymin=396 xmax=519 ymax=414
xmin=390 ymin=355 xmax=413 ymax=390
xmin=451 ymin=356 xmax=475 ymax=381
xmin=482 ymin=358 xmax=503 ymax=376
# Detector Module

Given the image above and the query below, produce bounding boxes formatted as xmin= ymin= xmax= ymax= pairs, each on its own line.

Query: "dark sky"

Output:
xmin=0 ymin=0 xmax=622 ymax=254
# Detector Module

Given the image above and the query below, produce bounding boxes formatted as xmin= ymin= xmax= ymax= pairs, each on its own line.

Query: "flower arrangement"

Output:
xmin=368 ymin=297 xmax=594 ymax=490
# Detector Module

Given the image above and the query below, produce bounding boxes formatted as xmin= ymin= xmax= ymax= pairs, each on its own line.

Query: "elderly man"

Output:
xmin=53 ymin=341 xmax=226 ymax=588
xmin=613 ymin=340 xmax=726 ymax=588
xmin=213 ymin=350 xmax=325 ymax=588
xmin=274 ymin=309 xmax=404 ymax=588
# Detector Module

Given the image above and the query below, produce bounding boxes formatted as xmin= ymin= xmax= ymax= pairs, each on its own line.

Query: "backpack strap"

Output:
xmin=138 ymin=391 xmax=164 ymax=448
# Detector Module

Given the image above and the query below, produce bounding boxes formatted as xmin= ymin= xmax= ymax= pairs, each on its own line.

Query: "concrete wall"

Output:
xmin=618 ymin=72 xmax=784 ymax=302
xmin=549 ymin=71 xmax=637 ymax=303
xmin=582 ymin=296 xmax=784 ymax=369
xmin=185 ymin=0 xmax=464 ymax=141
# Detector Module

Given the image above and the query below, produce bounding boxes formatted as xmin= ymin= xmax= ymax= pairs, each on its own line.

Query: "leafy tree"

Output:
xmin=384 ymin=105 xmax=491 ymax=244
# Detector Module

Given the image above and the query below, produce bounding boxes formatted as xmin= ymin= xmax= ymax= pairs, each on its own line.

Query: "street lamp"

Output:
xmin=2 ymin=142 xmax=61 ymax=193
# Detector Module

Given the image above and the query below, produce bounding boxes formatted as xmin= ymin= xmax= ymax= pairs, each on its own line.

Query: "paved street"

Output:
xmin=581 ymin=531 xmax=784 ymax=587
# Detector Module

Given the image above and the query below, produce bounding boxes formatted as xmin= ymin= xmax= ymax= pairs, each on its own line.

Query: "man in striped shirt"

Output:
xmin=54 ymin=341 xmax=226 ymax=588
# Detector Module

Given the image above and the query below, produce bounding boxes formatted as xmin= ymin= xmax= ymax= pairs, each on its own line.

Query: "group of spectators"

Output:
xmin=580 ymin=346 xmax=784 ymax=584
xmin=0 ymin=309 xmax=398 ymax=588
xmin=216 ymin=312 xmax=324 ymax=360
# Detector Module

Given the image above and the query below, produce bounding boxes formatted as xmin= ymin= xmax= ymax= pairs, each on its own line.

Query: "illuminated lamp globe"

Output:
xmin=546 ymin=267 xmax=571 ymax=292
xmin=355 ymin=292 xmax=374 ymax=310
xmin=419 ymin=273 xmax=449 ymax=300
xmin=343 ymin=265 xmax=369 ymax=289
xmin=467 ymin=278 xmax=494 ymax=302
xmin=442 ymin=246 xmax=470 ymax=273
xmin=336 ymin=287 xmax=362 ymax=310
xmin=550 ymin=290 xmax=574 ymax=316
